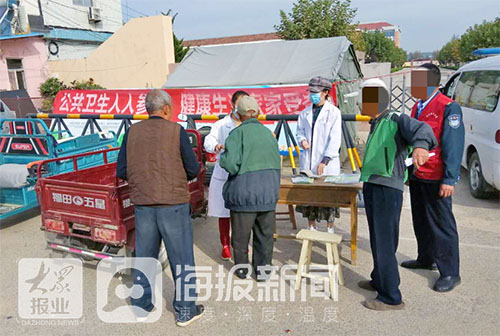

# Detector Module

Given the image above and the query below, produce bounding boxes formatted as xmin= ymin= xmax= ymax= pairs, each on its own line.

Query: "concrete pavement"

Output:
xmin=0 ymin=171 xmax=498 ymax=336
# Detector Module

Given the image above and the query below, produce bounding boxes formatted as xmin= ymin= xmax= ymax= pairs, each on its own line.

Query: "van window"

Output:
xmin=454 ymin=72 xmax=475 ymax=107
xmin=444 ymin=74 xmax=460 ymax=99
xmin=468 ymin=70 xmax=499 ymax=113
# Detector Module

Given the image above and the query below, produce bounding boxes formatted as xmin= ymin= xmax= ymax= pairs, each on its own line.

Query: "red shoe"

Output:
xmin=221 ymin=245 xmax=232 ymax=260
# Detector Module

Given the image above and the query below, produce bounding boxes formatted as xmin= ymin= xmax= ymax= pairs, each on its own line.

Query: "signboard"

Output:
xmin=52 ymin=86 xmax=337 ymax=121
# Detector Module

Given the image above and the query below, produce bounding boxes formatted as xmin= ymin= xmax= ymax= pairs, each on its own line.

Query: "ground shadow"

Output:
xmin=451 ymin=168 xmax=499 ymax=210
xmin=0 ymin=207 xmax=40 ymax=229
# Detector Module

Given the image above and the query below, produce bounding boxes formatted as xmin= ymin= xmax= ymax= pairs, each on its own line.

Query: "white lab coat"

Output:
xmin=296 ymin=101 xmax=342 ymax=176
xmin=204 ymin=115 xmax=237 ymax=217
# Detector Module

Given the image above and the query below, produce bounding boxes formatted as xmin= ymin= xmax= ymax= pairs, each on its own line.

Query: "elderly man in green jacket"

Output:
xmin=220 ymin=95 xmax=281 ymax=280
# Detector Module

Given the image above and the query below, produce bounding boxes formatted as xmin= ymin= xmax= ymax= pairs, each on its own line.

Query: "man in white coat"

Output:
xmin=204 ymin=91 xmax=248 ymax=260
xmin=296 ymin=76 xmax=342 ymax=233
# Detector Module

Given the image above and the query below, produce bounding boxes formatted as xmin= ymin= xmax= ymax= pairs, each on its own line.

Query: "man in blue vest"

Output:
xmin=358 ymin=78 xmax=437 ymax=310
xmin=402 ymin=64 xmax=465 ymax=293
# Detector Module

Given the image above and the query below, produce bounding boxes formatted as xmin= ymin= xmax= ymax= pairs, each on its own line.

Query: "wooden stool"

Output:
xmin=294 ymin=229 xmax=344 ymax=300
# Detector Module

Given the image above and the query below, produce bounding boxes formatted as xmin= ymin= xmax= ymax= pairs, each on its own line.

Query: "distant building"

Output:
xmin=0 ymin=33 xmax=48 ymax=98
xmin=24 ymin=0 xmax=123 ymax=60
xmin=183 ymin=33 xmax=282 ymax=47
xmin=49 ymin=16 xmax=176 ymax=89
xmin=357 ymin=22 xmax=401 ymax=47
xmin=0 ymin=0 xmax=122 ymax=99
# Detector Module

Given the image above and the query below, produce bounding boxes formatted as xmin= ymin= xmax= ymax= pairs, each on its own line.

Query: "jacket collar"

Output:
xmin=305 ymin=101 xmax=332 ymax=127
xmin=241 ymin=117 xmax=260 ymax=125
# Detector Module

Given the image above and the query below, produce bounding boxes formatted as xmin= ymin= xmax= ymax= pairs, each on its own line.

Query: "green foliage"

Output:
xmin=275 ymin=0 xmax=364 ymax=49
xmin=458 ymin=18 xmax=500 ymax=62
xmin=39 ymin=77 xmax=67 ymax=98
xmin=438 ymin=18 xmax=500 ymax=66
xmin=391 ymin=66 xmax=404 ymax=73
xmin=362 ymin=31 xmax=407 ymax=68
xmin=347 ymin=30 xmax=366 ymax=52
xmin=39 ymin=77 xmax=104 ymax=111
xmin=408 ymin=51 xmax=423 ymax=60
xmin=438 ymin=36 xmax=461 ymax=65
xmin=174 ymin=33 xmax=190 ymax=63
xmin=68 ymin=78 xmax=105 ymax=90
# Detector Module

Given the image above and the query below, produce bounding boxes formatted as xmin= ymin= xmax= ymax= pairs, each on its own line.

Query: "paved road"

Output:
xmin=1 ymin=172 xmax=498 ymax=336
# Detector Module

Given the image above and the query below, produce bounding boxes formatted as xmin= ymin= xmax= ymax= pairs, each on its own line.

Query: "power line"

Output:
xmin=24 ymin=0 xmax=124 ymax=27
xmin=25 ymin=0 xmax=118 ymax=42
xmin=46 ymin=0 xmax=124 ymax=25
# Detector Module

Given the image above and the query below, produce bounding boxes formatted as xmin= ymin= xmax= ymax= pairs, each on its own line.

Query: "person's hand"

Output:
xmin=301 ymin=140 xmax=310 ymax=150
xmin=317 ymin=163 xmax=326 ymax=175
xmin=439 ymin=184 xmax=454 ymax=198
xmin=412 ymin=148 xmax=429 ymax=170
xmin=215 ymin=144 xmax=225 ymax=153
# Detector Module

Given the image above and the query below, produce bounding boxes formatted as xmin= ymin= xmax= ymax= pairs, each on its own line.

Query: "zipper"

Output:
xmin=384 ymin=147 xmax=390 ymax=172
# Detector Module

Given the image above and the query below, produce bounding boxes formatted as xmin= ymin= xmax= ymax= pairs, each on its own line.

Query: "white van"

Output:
xmin=442 ymin=55 xmax=500 ymax=198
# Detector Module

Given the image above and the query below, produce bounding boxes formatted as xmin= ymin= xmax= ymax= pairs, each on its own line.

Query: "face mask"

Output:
xmin=309 ymin=93 xmax=321 ymax=105
xmin=233 ymin=108 xmax=241 ymax=120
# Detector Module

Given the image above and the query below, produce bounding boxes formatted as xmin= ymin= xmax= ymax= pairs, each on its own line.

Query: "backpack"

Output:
xmin=360 ymin=111 xmax=411 ymax=182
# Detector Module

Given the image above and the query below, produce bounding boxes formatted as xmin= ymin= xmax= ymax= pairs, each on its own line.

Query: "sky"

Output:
xmin=122 ymin=0 xmax=500 ymax=52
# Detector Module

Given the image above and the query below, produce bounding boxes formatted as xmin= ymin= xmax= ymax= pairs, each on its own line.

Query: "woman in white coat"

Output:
xmin=296 ymin=76 xmax=342 ymax=233
xmin=204 ymin=91 xmax=248 ymax=260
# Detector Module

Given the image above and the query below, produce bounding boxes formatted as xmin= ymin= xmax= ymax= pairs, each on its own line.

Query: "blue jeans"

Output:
xmin=363 ymin=183 xmax=403 ymax=305
xmin=132 ymin=203 xmax=197 ymax=321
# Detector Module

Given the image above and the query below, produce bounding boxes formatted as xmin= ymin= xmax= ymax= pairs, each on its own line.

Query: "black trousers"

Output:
xmin=363 ymin=183 xmax=403 ymax=305
xmin=230 ymin=210 xmax=275 ymax=275
xmin=410 ymin=180 xmax=460 ymax=276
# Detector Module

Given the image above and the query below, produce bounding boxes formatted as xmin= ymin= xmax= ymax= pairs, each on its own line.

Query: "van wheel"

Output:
xmin=468 ymin=152 xmax=492 ymax=199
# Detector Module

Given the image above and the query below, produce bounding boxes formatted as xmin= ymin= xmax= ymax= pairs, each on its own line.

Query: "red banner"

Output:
xmin=52 ymin=86 xmax=337 ymax=121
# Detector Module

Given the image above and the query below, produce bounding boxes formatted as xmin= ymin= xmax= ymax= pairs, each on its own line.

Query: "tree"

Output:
xmin=408 ymin=50 xmax=423 ymax=60
xmin=162 ymin=9 xmax=190 ymax=63
xmin=438 ymin=18 xmax=500 ymax=66
xmin=275 ymin=0 xmax=364 ymax=50
xmin=438 ymin=36 xmax=461 ymax=65
xmin=174 ymin=33 xmax=190 ymax=63
xmin=363 ymin=31 xmax=406 ymax=68
xmin=458 ymin=18 xmax=500 ymax=62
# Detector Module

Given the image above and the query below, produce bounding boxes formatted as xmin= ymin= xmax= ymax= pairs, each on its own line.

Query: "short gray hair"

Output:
xmin=145 ymin=89 xmax=172 ymax=114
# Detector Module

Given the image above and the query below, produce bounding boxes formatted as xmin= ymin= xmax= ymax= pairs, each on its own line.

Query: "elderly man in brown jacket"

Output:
xmin=116 ymin=89 xmax=204 ymax=327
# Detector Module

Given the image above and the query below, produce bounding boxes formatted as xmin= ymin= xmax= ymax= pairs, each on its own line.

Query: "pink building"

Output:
xmin=0 ymin=33 xmax=49 ymax=100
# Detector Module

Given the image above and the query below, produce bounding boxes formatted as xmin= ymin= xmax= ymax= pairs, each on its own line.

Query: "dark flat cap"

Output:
xmin=308 ymin=76 xmax=332 ymax=93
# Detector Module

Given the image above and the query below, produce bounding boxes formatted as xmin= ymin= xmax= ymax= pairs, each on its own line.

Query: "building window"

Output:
xmin=73 ymin=0 xmax=93 ymax=6
xmin=7 ymin=59 xmax=26 ymax=91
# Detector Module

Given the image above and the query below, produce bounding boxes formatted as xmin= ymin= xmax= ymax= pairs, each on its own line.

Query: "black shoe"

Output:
xmin=176 ymin=305 xmax=205 ymax=327
xmin=235 ymin=268 xmax=249 ymax=279
xmin=357 ymin=280 xmax=377 ymax=292
xmin=433 ymin=276 xmax=461 ymax=292
xmin=255 ymin=268 xmax=273 ymax=282
xmin=401 ymin=259 xmax=437 ymax=271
